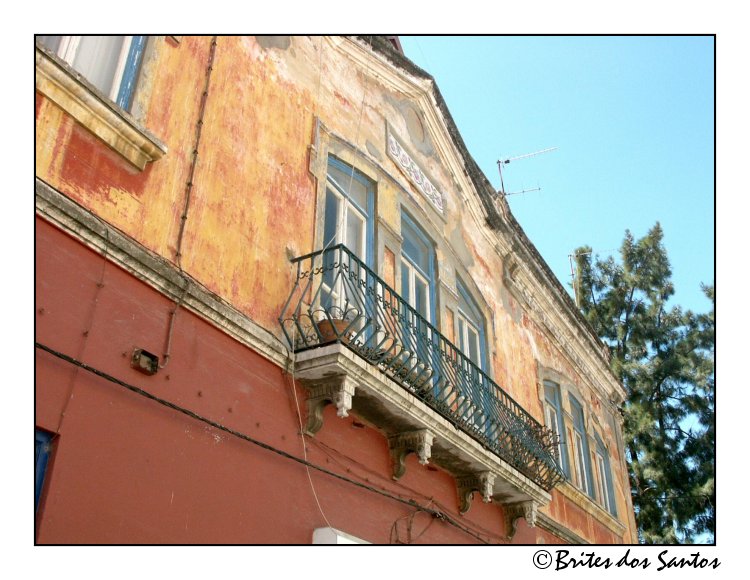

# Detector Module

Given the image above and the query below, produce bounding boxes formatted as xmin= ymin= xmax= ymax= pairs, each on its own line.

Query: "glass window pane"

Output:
xmin=346 ymin=208 xmax=364 ymax=260
xmin=401 ymin=221 xmax=430 ymax=273
xmin=322 ymin=189 xmax=340 ymax=295
xmin=596 ymin=454 xmax=607 ymax=506
xmin=468 ymin=327 xmax=480 ymax=366
xmin=458 ymin=284 xmax=481 ymax=327
xmin=324 ymin=188 xmax=339 ymax=247
xmin=73 ymin=36 xmax=126 ymax=97
xmin=544 ymin=382 xmax=558 ymax=405
xmin=415 ymin=276 xmax=428 ymax=320
xmin=328 ymin=163 xmax=368 ymax=211
xmin=401 ymin=261 xmax=410 ymax=302
xmin=575 ymin=434 xmax=587 ymax=489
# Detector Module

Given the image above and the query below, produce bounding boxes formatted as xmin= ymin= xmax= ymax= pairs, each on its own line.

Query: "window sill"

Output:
xmin=35 ymin=47 xmax=167 ymax=171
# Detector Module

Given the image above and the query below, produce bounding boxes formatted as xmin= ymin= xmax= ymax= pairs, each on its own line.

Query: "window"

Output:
xmin=321 ymin=157 xmax=375 ymax=317
xmin=594 ymin=434 xmax=617 ymax=516
xmin=400 ymin=212 xmax=436 ymax=333
xmin=38 ymin=36 xmax=146 ymax=110
xmin=455 ymin=278 xmax=490 ymax=428
xmin=322 ymin=157 xmax=374 ymax=262
xmin=398 ymin=212 xmax=437 ymax=388
xmin=569 ymin=395 xmax=594 ymax=497
xmin=35 ymin=430 xmax=52 ymax=511
xmin=456 ymin=278 xmax=487 ymax=372
xmin=35 ymin=35 xmax=165 ymax=170
xmin=543 ymin=381 xmax=569 ymax=476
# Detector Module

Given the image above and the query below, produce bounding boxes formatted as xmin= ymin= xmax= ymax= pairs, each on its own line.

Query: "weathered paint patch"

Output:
xmin=256 ymin=36 xmax=291 ymax=51
xmin=59 ymin=122 xmax=151 ymax=214
xmin=383 ymin=247 xmax=395 ymax=288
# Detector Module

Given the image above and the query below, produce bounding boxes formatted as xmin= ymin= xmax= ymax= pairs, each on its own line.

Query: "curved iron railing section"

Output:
xmin=280 ymin=245 xmax=564 ymax=491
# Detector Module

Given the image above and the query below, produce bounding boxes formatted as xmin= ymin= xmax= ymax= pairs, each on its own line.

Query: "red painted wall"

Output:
xmin=36 ymin=217 xmax=531 ymax=544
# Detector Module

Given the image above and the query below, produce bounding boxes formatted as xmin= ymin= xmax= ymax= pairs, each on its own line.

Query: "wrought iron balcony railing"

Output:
xmin=280 ymin=244 xmax=564 ymax=491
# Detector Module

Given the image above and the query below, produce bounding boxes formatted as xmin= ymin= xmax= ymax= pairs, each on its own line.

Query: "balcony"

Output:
xmin=280 ymin=244 xmax=564 ymax=518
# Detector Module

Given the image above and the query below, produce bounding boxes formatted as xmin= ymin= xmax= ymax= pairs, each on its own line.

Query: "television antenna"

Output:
xmin=496 ymin=146 xmax=557 ymax=197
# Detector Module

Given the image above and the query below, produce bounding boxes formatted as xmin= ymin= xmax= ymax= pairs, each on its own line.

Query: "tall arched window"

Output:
xmin=400 ymin=212 xmax=436 ymax=330
xmin=456 ymin=278 xmax=487 ymax=373
xmin=321 ymin=157 xmax=375 ymax=312
xmin=595 ymin=433 xmax=617 ymax=515
xmin=543 ymin=381 xmax=569 ymax=476
xmin=569 ymin=395 xmax=595 ymax=497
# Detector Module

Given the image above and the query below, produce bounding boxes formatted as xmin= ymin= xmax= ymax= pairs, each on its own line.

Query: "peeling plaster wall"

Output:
xmin=35 ymin=36 xmax=636 ymax=543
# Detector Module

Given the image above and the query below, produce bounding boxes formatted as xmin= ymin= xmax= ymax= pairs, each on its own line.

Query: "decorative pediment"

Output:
xmin=386 ymin=125 xmax=445 ymax=215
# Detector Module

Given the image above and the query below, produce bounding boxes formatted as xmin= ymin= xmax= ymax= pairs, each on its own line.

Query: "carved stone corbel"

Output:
xmin=303 ymin=375 xmax=357 ymax=436
xmin=388 ymin=429 xmax=435 ymax=480
xmin=505 ymin=500 xmax=539 ymax=539
xmin=456 ymin=471 xmax=496 ymax=514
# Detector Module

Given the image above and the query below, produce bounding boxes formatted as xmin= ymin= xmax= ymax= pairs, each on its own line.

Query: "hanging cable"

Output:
xmin=287 ymin=325 xmax=334 ymax=529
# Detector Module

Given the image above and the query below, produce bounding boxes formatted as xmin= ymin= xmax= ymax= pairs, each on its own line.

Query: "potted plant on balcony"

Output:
xmin=315 ymin=306 xmax=359 ymax=345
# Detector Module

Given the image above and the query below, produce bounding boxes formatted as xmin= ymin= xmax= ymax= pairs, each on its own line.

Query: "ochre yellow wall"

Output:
xmin=36 ymin=35 xmax=635 ymax=543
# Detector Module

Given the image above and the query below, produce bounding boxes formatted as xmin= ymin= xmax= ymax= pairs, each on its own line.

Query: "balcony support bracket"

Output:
xmin=303 ymin=375 xmax=357 ymax=436
xmin=388 ymin=429 xmax=435 ymax=480
xmin=505 ymin=500 xmax=539 ymax=539
xmin=457 ymin=471 xmax=496 ymax=514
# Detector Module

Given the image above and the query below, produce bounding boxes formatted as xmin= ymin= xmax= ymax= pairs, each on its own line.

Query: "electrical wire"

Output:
xmin=35 ymin=341 xmax=491 ymax=544
xmin=287 ymin=325 xmax=333 ymax=529
xmin=280 ymin=37 xmax=379 ymax=531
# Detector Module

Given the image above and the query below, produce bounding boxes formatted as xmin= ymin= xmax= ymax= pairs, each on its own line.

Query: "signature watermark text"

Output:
xmin=531 ymin=548 xmax=720 ymax=572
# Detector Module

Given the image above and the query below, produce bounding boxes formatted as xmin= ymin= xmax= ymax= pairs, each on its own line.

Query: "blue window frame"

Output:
xmin=35 ymin=430 xmax=52 ymax=511
xmin=455 ymin=277 xmax=491 ymax=430
xmin=399 ymin=212 xmax=438 ymax=388
xmin=544 ymin=381 xmax=570 ymax=477
xmin=569 ymin=395 xmax=595 ymax=497
xmin=321 ymin=157 xmax=376 ymax=325
xmin=455 ymin=278 xmax=488 ymax=372
xmin=400 ymin=212 xmax=436 ymax=328
xmin=37 ymin=36 xmax=147 ymax=110
xmin=595 ymin=434 xmax=617 ymax=516
xmin=323 ymin=157 xmax=375 ymax=264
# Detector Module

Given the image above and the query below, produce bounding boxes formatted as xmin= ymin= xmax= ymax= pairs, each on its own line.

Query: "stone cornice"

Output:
xmin=35 ymin=179 xmax=289 ymax=371
xmin=35 ymin=46 xmax=167 ymax=170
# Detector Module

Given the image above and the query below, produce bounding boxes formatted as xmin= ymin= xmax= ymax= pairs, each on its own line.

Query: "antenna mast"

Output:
xmin=496 ymin=146 xmax=557 ymax=197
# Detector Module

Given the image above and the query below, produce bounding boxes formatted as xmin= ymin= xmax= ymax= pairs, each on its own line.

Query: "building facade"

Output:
xmin=35 ymin=35 xmax=638 ymax=544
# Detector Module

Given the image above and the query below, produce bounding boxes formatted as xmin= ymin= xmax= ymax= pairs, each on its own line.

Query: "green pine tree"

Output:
xmin=573 ymin=223 xmax=714 ymax=544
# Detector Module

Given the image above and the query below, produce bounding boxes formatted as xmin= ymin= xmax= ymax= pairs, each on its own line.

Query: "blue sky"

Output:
xmin=400 ymin=36 xmax=714 ymax=315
